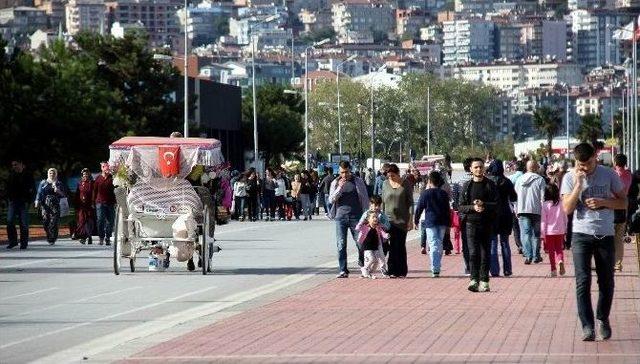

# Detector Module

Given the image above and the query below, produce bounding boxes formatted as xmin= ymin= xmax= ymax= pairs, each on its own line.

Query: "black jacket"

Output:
xmin=6 ymin=171 xmax=35 ymax=203
xmin=458 ymin=177 xmax=498 ymax=225
xmin=488 ymin=175 xmax=517 ymax=234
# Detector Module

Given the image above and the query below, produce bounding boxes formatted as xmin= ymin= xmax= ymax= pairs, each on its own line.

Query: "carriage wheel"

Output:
xmin=113 ymin=207 xmax=122 ymax=275
xmin=201 ymin=206 xmax=209 ymax=275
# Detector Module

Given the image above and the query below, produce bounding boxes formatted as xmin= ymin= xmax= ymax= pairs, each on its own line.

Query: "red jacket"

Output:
xmin=93 ymin=174 xmax=116 ymax=205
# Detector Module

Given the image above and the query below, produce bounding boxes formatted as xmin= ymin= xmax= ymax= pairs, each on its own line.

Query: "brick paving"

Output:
xmin=125 ymin=237 xmax=640 ymax=364
xmin=0 ymin=225 xmax=71 ymax=245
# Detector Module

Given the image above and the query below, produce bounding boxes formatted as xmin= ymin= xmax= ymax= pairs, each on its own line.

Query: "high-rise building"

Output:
xmin=0 ymin=6 xmax=47 ymax=39
xmin=567 ymin=9 xmax=633 ymax=70
xmin=331 ymin=0 xmax=395 ymax=42
xmin=35 ymin=0 xmax=65 ymax=29
xmin=65 ymin=0 xmax=106 ymax=35
xmin=110 ymin=0 xmax=182 ymax=49
xmin=443 ymin=19 xmax=495 ymax=65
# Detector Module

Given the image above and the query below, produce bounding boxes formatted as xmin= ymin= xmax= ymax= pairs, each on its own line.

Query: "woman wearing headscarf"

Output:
xmin=75 ymin=168 xmax=95 ymax=244
xmin=35 ymin=168 xmax=66 ymax=245
xmin=486 ymin=160 xmax=517 ymax=277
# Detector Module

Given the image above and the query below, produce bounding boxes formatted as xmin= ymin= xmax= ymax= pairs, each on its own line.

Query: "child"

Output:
xmin=358 ymin=195 xmax=391 ymax=252
xmin=541 ymin=184 xmax=568 ymax=277
xmin=356 ymin=211 xmax=389 ymax=278
xmin=450 ymin=209 xmax=461 ymax=254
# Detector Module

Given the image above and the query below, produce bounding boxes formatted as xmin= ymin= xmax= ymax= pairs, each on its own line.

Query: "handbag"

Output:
xmin=59 ymin=197 xmax=70 ymax=217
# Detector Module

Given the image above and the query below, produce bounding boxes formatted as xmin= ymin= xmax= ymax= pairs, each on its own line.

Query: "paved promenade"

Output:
xmin=124 ymin=239 xmax=640 ymax=364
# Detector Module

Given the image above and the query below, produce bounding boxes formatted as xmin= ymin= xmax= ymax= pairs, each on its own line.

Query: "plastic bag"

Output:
xmin=59 ymin=197 xmax=70 ymax=217
xmin=172 ymin=213 xmax=197 ymax=239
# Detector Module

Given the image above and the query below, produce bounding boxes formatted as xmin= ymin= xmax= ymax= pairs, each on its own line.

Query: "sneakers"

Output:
xmin=468 ymin=280 xmax=479 ymax=292
xmin=558 ymin=261 xmax=566 ymax=276
xmin=524 ymin=258 xmax=532 ymax=265
xmin=105 ymin=238 xmax=111 ymax=246
xmin=533 ymin=256 xmax=543 ymax=264
xmin=431 ymin=271 xmax=440 ymax=278
xmin=582 ymin=327 xmax=595 ymax=341
xmin=479 ymin=281 xmax=490 ymax=292
xmin=598 ymin=320 xmax=612 ymax=340
xmin=187 ymin=259 xmax=195 ymax=271
xmin=99 ymin=238 xmax=104 ymax=245
xmin=6 ymin=242 xmax=18 ymax=249
xmin=421 ymin=247 xmax=427 ymax=255
xmin=614 ymin=263 xmax=622 ymax=272
xmin=336 ymin=271 xmax=349 ymax=278
xmin=547 ymin=271 xmax=557 ymax=277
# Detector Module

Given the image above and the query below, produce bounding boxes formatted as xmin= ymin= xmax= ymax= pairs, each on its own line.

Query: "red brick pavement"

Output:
xmin=125 ymin=238 xmax=640 ymax=364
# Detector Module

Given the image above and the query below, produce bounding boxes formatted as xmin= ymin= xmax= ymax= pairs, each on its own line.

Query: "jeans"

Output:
xmin=263 ymin=189 xmax=275 ymax=219
xmin=7 ymin=201 xmax=29 ymax=246
xmin=518 ymin=214 xmax=541 ymax=260
xmin=324 ymin=193 xmax=331 ymax=214
xmin=234 ymin=196 xmax=246 ymax=219
xmin=425 ymin=225 xmax=446 ymax=273
xmin=490 ymin=233 xmax=512 ymax=276
xmin=335 ymin=216 xmax=363 ymax=273
xmin=96 ymin=203 xmax=115 ymax=240
xmin=247 ymin=194 xmax=259 ymax=220
xmin=461 ymin=220 xmax=470 ymax=273
xmin=512 ymin=213 xmax=522 ymax=250
xmin=300 ymin=194 xmax=311 ymax=218
xmin=572 ymin=233 xmax=615 ymax=330
xmin=466 ymin=222 xmax=491 ymax=283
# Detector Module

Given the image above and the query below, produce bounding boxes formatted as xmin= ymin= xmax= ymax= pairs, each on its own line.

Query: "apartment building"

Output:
xmin=331 ymin=0 xmax=395 ymax=42
xmin=66 ymin=0 xmax=106 ymax=35
xmin=453 ymin=62 xmax=583 ymax=91
xmin=443 ymin=19 xmax=495 ymax=65
xmin=0 ymin=6 xmax=47 ymax=39
xmin=110 ymin=0 xmax=182 ymax=48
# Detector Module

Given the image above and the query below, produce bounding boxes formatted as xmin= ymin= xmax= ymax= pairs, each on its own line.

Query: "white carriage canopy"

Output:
xmin=108 ymin=136 xmax=224 ymax=181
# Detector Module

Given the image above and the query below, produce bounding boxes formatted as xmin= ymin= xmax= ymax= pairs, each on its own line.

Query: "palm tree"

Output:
xmin=533 ymin=106 xmax=562 ymax=157
xmin=577 ymin=114 xmax=604 ymax=146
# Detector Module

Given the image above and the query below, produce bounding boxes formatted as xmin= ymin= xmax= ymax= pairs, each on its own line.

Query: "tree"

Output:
xmin=1 ymin=32 xmax=187 ymax=178
xmin=241 ymin=84 xmax=304 ymax=165
xmin=577 ymin=114 xmax=603 ymax=146
xmin=532 ymin=106 xmax=562 ymax=157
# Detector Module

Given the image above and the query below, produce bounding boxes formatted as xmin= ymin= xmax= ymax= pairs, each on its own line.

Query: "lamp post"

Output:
xmin=336 ymin=55 xmax=357 ymax=157
xmin=302 ymin=38 xmax=330 ymax=170
xmin=183 ymin=0 xmax=188 ymax=137
xmin=249 ymin=15 xmax=278 ymax=170
xmin=612 ymin=23 xmax=638 ymax=170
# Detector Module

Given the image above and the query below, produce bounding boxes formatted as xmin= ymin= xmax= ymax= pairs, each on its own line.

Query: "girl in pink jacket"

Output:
xmin=356 ymin=211 xmax=389 ymax=278
xmin=541 ymin=184 xmax=568 ymax=276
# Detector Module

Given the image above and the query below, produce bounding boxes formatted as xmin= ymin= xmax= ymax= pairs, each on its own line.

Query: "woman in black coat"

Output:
xmin=486 ymin=160 xmax=517 ymax=277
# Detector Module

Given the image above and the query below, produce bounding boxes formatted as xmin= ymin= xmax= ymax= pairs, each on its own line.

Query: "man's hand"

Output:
xmin=573 ymin=170 xmax=586 ymax=190
xmin=407 ymin=221 xmax=414 ymax=231
xmin=584 ymin=197 xmax=606 ymax=210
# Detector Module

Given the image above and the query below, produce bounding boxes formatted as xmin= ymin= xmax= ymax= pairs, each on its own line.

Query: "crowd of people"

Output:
xmin=328 ymin=144 xmax=639 ymax=342
xmin=5 ymin=160 xmax=116 ymax=249
xmin=5 ymin=142 xmax=640 ymax=341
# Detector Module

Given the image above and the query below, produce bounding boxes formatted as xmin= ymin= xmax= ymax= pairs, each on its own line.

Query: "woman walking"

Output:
xmin=381 ymin=164 xmax=414 ymax=278
xmin=300 ymin=171 xmax=313 ymax=221
xmin=487 ymin=160 xmax=517 ymax=277
xmin=35 ymin=168 xmax=66 ymax=245
xmin=75 ymin=168 xmax=95 ymax=244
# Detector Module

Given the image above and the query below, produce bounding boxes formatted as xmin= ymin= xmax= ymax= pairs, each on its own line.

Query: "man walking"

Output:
xmin=561 ymin=143 xmax=626 ymax=341
xmin=515 ymin=160 xmax=546 ymax=264
xmin=458 ymin=158 xmax=498 ymax=292
xmin=6 ymin=160 xmax=34 ymax=249
xmin=329 ymin=161 xmax=369 ymax=278
xmin=612 ymin=154 xmax=632 ymax=272
xmin=318 ymin=167 xmax=335 ymax=215
xmin=93 ymin=162 xmax=116 ymax=246
xmin=451 ymin=158 xmax=474 ymax=273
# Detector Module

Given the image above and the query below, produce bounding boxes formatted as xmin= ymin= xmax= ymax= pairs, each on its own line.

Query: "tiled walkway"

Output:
xmin=125 ymin=238 xmax=640 ymax=363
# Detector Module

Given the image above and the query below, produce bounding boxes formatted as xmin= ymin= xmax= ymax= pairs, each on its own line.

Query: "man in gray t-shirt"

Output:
xmin=560 ymin=143 xmax=626 ymax=342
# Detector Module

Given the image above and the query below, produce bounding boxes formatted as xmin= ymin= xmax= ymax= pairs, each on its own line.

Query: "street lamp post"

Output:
xmin=336 ymin=55 xmax=356 ymax=157
xmin=183 ymin=0 xmax=188 ymax=137
xmin=303 ymin=38 xmax=330 ymax=170
xmin=249 ymin=15 xmax=277 ymax=170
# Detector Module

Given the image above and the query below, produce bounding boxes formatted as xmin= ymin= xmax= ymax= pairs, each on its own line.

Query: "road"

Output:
xmin=0 ymin=216 xmax=385 ymax=363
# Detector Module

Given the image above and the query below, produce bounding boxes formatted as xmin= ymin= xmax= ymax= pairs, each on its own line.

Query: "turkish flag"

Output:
xmin=158 ymin=145 xmax=180 ymax=177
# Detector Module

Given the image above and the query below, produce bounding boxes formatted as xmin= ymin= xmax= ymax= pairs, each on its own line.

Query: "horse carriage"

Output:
xmin=108 ymin=136 xmax=224 ymax=275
